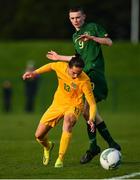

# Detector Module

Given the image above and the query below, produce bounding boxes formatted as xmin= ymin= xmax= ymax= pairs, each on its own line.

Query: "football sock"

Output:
xmin=87 ymin=123 xmax=97 ymax=152
xmin=96 ymin=121 xmax=114 ymax=145
xmin=58 ymin=131 xmax=72 ymax=160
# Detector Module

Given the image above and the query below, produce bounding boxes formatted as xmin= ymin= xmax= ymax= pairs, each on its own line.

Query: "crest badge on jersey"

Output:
xmin=71 ymin=82 xmax=77 ymax=89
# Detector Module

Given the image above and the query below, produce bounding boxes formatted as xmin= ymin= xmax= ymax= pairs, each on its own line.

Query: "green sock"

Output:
xmin=87 ymin=123 xmax=97 ymax=151
xmin=96 ymin=121 xmax=114 ymax=145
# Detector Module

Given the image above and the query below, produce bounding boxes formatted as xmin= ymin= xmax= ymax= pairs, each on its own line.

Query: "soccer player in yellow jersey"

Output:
xmin=22 ymin=56 xmax=96 ymax=168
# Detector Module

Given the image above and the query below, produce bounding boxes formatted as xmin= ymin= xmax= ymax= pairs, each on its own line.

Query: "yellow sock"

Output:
xmin=58 ymin=131 xmax=72 ymax=161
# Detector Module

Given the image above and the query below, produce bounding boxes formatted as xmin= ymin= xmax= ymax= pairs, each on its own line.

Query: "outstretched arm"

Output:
xmin=22 ymin=63 xmax=52 ymax=80
xmin=46 ymin=50 xmax=74 ymax=62
xmin=77 ymin=34 xmax=112 ymax=46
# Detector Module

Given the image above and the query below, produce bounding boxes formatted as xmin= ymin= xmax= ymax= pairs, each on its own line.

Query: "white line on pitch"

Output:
xmin=106 ymin=172 xmax=140 ymax=179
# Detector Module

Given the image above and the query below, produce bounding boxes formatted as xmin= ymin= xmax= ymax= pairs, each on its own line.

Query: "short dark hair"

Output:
xmin=69 ymin=6 xmax=85 ymax=14
xmin=68 ymin=56 xmax=85 ymax=69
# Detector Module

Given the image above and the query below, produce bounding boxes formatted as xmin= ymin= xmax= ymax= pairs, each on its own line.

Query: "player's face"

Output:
xmin=68 ymin=66 xmax=82 ymax=79
xmin=69 ymin=11 xmax=86 ymax=30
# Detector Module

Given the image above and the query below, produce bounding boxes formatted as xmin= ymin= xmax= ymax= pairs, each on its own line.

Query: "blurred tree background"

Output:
xmin=0 ymin=0 xmax=135 ymax=40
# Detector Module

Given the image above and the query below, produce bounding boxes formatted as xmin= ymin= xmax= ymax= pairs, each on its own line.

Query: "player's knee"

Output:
xmin=35 ymin=133 xmax=39 ymax=139
xmin=64 ymin=125 xmax=73 ymax=132
xmin=95 ymin=113 xmax=103 ymax=124
xmin=35 ymin=132 xmax=42 ymax=140
xmin=63 ymin=114 xmax=76 ymax=132
xmin=68 ymin=114 xmax=76 ymax=125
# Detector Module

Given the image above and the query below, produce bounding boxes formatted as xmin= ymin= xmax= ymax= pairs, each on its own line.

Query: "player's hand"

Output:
xmin=22 ymin=72 xmax=36 ymax=80
xmin=77 ymin=34 xmax=93 ymax=42
xmin=87 ymin=120 xmax=95 ymax=132
xmin=46 ymin=50 xmax=59 ymax=60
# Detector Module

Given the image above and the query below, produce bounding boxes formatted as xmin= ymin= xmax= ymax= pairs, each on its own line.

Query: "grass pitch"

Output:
xmin=0 ymin=112 xmax=140 ymax=179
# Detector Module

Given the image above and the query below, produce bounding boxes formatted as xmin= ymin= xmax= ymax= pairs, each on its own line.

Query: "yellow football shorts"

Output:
xmin=40 ymin=103 xmax=83 ymax=127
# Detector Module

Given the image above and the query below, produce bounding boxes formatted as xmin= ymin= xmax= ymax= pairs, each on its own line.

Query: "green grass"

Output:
xmin=0 ymin=112 xmax=140 ymax=179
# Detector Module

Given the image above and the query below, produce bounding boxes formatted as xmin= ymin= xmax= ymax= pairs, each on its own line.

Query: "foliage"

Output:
xmin=0 ymin=0 xmax=132 ymax=40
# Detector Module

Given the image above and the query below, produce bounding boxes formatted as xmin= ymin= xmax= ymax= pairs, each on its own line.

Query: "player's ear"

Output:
xmin=83 ymin=14 xmax=86 ymax=20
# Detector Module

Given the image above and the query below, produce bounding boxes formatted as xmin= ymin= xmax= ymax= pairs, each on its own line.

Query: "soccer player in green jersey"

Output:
xmin=47 ymin=6 xmax=121 ymax=164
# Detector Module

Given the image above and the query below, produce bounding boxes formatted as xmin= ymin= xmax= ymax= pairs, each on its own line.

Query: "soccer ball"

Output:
xmin=100 ymin=148 xmax=121 ymax=170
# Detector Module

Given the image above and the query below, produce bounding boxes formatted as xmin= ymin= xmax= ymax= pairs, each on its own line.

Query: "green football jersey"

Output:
xmin=72 ymin=22 xmax=107 ymax=74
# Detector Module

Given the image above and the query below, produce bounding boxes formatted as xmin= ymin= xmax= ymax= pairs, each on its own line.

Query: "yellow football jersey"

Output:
xmin=35 ymin=62 xmax=96 ymax=120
